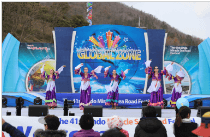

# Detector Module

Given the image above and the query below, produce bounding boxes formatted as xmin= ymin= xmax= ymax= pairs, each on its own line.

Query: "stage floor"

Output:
xmin=2 ymin=107 xmax=198 ymax=118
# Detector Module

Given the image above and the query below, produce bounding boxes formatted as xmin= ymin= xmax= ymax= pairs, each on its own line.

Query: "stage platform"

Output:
xmin=2 ymin=107 xmax=198 ymax=118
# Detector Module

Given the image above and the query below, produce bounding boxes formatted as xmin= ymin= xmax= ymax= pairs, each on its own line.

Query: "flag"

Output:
xmin=87 ymin=2 xmax=93 ymax=7
xmin=87 ymin=6 xmax=92 ymax=12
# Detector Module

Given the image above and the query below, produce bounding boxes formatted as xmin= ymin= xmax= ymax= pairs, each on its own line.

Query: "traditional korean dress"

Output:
xmin=167 ymin=64 xmax=185 ymax=107
xmin=74 ymin=64 xmax=102 ymax=110
xmin=40 ymin=65 xmax=64 ymax=107
xmin=104 ymin=67 xmax=129 ymax=106
xmin=145 ymin=60 xmax=168 ymax=108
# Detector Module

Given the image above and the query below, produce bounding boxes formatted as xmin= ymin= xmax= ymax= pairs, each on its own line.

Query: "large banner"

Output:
xmin=164 ymin=46 xmax=199 ymax=95
xmin=73 ymin=25 xmax=147 ymax=94
xmin=18 ymin=43 xmax=55 ymax=93
xmin=2 ymin=116 xmax=201 ymax=137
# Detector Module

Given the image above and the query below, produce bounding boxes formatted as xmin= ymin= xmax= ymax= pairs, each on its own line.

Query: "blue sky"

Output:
xmin=122 ymin=2 xmax=210 ymax=40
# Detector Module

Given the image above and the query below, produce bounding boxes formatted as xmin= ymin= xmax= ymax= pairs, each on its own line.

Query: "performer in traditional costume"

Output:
xmin=40 ymin=64 xmax=66 ymax=109
xmin=145 ymin=60 xmax=169 ymax=109
xmin=104 ymin=66 xmax=129 ymax=109
xmin=74 ymin=63 xmax=103 ymax=111
xmin=167 ymin=63 xmax=185 ymax=107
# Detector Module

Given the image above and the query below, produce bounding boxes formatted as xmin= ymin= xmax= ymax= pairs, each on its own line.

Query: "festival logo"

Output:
xmin=76 ymin=30 xmax=141 ymax=61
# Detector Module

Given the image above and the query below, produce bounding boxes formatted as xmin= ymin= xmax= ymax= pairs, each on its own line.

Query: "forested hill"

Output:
xmin=2 ymin=2 xmax=202 ymax=46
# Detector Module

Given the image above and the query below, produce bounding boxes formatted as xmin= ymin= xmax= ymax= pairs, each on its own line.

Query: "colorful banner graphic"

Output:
xmin=2 ymin=116 xmax=201 ymax=137
xmin=73 ymin=25 xmax=147 ymax=94
xmin=164 ymin=46 xmax=199 ymax=95
xmin=18 ymin=43 xmax=55 ymax=93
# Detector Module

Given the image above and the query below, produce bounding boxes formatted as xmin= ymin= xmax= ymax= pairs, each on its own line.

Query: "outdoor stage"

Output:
xmin=2 ymin=26 xmax=210 ymax=137
xmin=2 ymin=107 xmax=199 ymax=118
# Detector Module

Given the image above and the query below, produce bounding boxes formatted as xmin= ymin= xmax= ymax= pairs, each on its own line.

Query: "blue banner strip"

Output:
xmin=54 ymin=27 xmax=74 ymax=93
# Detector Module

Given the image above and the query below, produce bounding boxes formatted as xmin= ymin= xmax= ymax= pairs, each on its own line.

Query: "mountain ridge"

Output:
xmin=2 ymin=2 xmax=203 ymax=46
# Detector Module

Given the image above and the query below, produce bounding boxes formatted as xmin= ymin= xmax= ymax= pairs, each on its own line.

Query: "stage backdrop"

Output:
xmin=72 ymin=25 xmax=147 ymax=94
xmin=2 ymin=28 xmax=210 ymax=108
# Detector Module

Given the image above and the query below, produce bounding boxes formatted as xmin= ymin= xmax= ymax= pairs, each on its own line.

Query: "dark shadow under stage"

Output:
xmin=2 ymin=107 xmax=199 ymax=118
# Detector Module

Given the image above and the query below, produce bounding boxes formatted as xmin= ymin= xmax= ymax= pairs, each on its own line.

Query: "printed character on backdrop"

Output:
xmin=74 ymin=63 xmax=103 ymax=112
xmin=28 ymin=76 xmax=33 ymax=91
xmin=104 ymin=66 xmax=130 ymax=110
xmin=166 ymin=63 xmax=185 ymax=107
xmin=40 ymin=64 xmax=66 ymax=109
xmin=145 ymin=59 xmax=168 ymax=109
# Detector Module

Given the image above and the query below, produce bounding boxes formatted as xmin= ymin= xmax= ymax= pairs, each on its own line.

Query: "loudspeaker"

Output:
xmin=28 ymin=105 xmax=48 ymax=116
xmin=197 ymin=106 xmax=210 ymax=117
xmin=141 ymin=106 xmax=162 ymax=117
xmin=84 ymin=106 xmax=103 ymax=117
xmin=6 ymin=112 xmax=11 ymax=116
xmin=69 ymin=112 xmax=75 ymax=116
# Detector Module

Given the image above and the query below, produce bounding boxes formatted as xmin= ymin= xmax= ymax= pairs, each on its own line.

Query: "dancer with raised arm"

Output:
xmin=166 ymin=63 xmax=185 ymax=107
xmin=40 ymin=64 xmax=66 ymax=109
xmin=145 ymin=59 xmax=168 ymax=109
xmin=74 ymin=63 xmax=103 ymax=112
xmin=104 ymin=66 xmax=129 ymax=110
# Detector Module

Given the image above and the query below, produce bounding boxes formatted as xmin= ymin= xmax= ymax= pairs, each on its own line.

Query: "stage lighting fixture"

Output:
xmin=67 ymin=100 xmax=74 ymax=108
xmin=194 ymin=99 xmax=203 ymax=109
xmin=34 ymin=97 xmax=42 ymax=105
xmin=16 ymin=97 xmax=24 ymax=108
xmin=2 ymin=97 xmax=7 ymax=108
xmin=63 ymin=99 xmax=69 ymax=116
xmin=163 ymin=98 xmax=167 ymax=108
xmin=63 ymin=99 xmax=74 ymax=116
xmin=142 ymin=101 xmax=148 ymax=107
xmin=16 ymin=97 xmax=24 ymax=116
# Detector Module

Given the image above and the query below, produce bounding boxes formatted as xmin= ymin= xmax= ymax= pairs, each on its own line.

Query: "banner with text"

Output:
xmin=2 ymin=116 xmax=201 ymax=137
xmin=164 ymin=46 xmax=199 ymax=95
xmin=73 ymin=25 xmax=147 ymax=94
